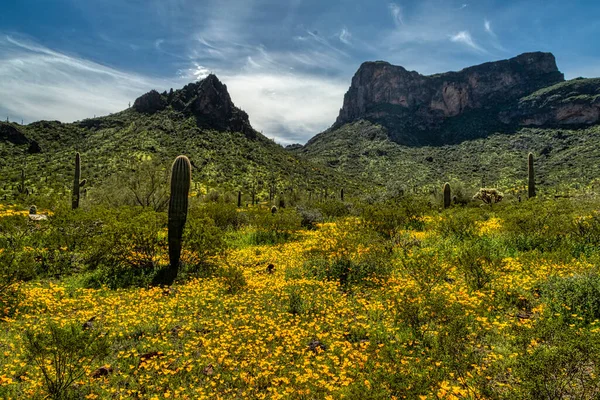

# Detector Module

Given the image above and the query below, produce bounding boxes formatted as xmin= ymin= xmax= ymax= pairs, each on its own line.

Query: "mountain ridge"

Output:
xmin=329 ymin=52 xmax=594 ymax=145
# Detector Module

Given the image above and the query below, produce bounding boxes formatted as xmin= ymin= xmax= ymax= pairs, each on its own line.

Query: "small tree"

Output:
xmin=473 ymin=188 xmax=504 ymax=206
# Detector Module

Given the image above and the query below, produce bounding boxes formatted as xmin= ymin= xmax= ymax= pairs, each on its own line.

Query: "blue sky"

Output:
xmin=1 ymin=0 xmax=599 ymax=144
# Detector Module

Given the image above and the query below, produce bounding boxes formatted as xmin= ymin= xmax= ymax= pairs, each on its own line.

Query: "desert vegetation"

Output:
xmin=2 ymin=150 xmax=600 ymax=399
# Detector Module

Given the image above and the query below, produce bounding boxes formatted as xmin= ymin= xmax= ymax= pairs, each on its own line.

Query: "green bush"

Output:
xmin=541 ymin=272 xmax=600 ymax=325
xmin=221 ymin=265 xmax=247 ymax=294
xmin=295 ymin=206 xmax=323 ymax=229
xmin=249 ymin=208 xmax=302 ymax=245
xmin=511 ymin=319 xmax=600 ymax=399
xmin=84 ymin=207 xmax=167 ymax=289
xmin=24 ymin=322 xmax=109 ymax=400
xmin=502 ymin=199 xmax=574 ymax=253
xmin=313 ymin=200 xmax=349 ymax=219
xmin=181 ymin=213 xmax=226 ymax=276
xmin=454 ymin=238 xmax=506 ymax=291
xmin=196 ymin=201 xmax=244 ymax=230
xmin=361 ymin=197 xmax=429 ymax=238
xmin=303 ymin=223 xmax=393 ymax=286
xmin=436 ymin=208 xmax=478 ymax=240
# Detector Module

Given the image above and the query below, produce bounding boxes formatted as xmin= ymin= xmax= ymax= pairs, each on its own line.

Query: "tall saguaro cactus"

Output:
xmin=443 ymin=182 xmax=451 ymax=209
xmin=528 ymin=152 xmax=536 ymax=198
xmin=166 ymin=155 xmax=192 ymax=285
xmin=72 ymin=153 xmax=86 ymax=209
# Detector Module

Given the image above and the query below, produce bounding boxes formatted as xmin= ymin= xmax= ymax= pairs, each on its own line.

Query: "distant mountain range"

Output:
xmin=293 ymin=52 xmax=600 ymax=192
xmin=3 ymin=52 xmax=600 ymax=199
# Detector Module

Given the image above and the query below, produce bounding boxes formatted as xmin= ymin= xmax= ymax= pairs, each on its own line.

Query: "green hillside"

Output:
xmin=295 ymin=120 xmax=600 ymax=197
xmin=0 ymin=109 xmax=351 ymax=203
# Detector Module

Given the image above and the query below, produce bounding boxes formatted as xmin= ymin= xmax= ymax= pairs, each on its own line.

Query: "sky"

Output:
xmin=1 ymin=0 xmax=600 ymax=144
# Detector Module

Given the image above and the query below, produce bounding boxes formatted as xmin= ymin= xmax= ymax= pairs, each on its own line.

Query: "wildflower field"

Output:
xmin=1 ymin=196 xmax=600 ymax=399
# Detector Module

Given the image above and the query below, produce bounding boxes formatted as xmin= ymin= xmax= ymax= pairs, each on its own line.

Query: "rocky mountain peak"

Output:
xmin=133 ymin=74 xmax=255 ymax=137
xmin=334 ymin=52 xmax=567 ymax=144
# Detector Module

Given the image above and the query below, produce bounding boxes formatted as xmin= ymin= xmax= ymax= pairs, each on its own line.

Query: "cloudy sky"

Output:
xmin=1 ymin=0 xmax=599 ymax=144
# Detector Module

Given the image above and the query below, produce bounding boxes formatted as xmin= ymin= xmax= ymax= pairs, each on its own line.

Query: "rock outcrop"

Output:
xmin=0 ymin=123 xmax=42 ymax=153
xmin=334 ymin=52 xmax=569 ymax=144
xmin=500 ymin=78 xmax=600 ymax=126
xmin=133 ymin=74 xmax=255 ymax=137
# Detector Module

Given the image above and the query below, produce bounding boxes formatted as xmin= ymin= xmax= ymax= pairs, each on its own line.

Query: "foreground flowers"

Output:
xmin=0 ymin=218 xmax=597 ymax=399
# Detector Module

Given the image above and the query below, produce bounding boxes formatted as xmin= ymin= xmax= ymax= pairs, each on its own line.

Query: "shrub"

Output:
xmin=313 ymin=200 xmax=349 ymax=219
xmin=181 ymin=214 xmax=226 ymax=276
xmin=196 ymin=201 xmax=243 ymax=230
xmin=511 ymin=319 xmax=600 ymax=399
xmin=361 ymin=196 xmax=429 ymax=238
xmin=0 ymin=216 xmax=36 ymax=316
xmin=84 ymin=207 xmax=167 ymax=289
xmin=295 ymin=206 xmax=323 ymax=229
xmin=221 ymin=265 xmax=247 ymax=294
xmin=436 ymin=208 xmax=478 ymax=240
xmin=541 ymin=272 xmax=600 ymax=325
xmin=24 ymin=322 xmax=109 ymax=400
xmin=454 ymin=238 xmax=506 ymax=290
xmin=249 ymin=208 xmax=302 ymax=245
xmin=303 ymin=221 xmax=393 ymax=286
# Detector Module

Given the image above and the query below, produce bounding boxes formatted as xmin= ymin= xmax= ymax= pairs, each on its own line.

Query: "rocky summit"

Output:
xmin=133 ymin=74 xmax=256 ymax=138
xmin=331 ymin=52 xmax=600 ymax=145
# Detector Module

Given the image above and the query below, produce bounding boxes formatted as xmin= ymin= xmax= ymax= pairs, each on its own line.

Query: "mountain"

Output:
xmin=0 ymin=75 xmax=349 ymax=201
xmin=296 ymin=52 xmax=600 ymax=193
xmin=329 ymin=52 xmax=600 ymax=145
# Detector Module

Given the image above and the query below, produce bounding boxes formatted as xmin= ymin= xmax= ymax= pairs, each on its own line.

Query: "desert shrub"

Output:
xmin=511 ymin=319 xmax=600 ymax=400
xmin=91 ymin=158 xmax=170 ymax=211
xmin=287 ymin=286 xmax=306 ymax=315
xmin=361 ymin=196 xmax=429 ymax=238
xmin=249 ymin=208 xmax=302 ymax=245
xmin=313 ymin=200 xmax=349 ymax=219
xmin=295 ymin=206 xmax=323 ymax=229
xmin=435 ymin=208 xmax=478 ymax=240
xmin=502 ymin=199 xmax=574 ymax=253
xmin=454 ymin=238 xmax=506 ymax=290
xmin=0 ymin=215 xmax=37 ymax=317
xmin=181 ymin=213 xmax=226 ymax=276
xmin=303 ymin=221 xmax=393 ymax=286
xmin=84 ymin=207 xmax=166 ymax=289
xmin=221 ymin=265 xmax=247 ymax=294
xmin=398 ymin=246 xmax=452 ymax=294
xmin=541 ymin=272 xmax=600 ymax=325
xmin=570 ymin=211 xmax=600 ymax=257
xmin=33 ymin=206 xmax=108 ymax=277
xmin=24 ymin=322 xmax=109 ymax=400
xmin=196 ymin=201 xmax=243 ymax=230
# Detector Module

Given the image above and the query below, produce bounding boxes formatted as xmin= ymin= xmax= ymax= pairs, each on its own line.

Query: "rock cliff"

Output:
xmin=133 ymin=74 xmax=255 ymax=138
xmin=334 ymin=52 xmax=574 ymax=144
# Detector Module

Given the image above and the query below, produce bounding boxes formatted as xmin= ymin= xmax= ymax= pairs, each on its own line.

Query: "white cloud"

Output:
xmin=484 ymin=19 xmax=495 ymax=36
xmin=388 ymin=3 xmax=404 ymax=27
xmin=459 ymin=4 xmax=468 ymax=9
xmin=338 ymin=28 xmax=352 ymax=45
xmin=0 ymin=35 xmax=176 ymax=124
xmin=222 ymin=73 xmax=347 ymax=144
xmin=0 ymin=35 xmax=346 ymax=145
xmin=450 ymin=31 xmax=486 ymax=52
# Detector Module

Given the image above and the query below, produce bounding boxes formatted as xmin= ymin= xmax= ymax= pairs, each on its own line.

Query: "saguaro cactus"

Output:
xmin=72 ymin=153 xmax=86 ymax=209
xmin=166 ymin=155 xmax=192 ymax=285
xmin=443 ymin=182 xmax=451 ymax=209
xmin=17 ymin=169 xmax=29 ymax=195
xmin=528 ymin=152 xmax=535 ymax=198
